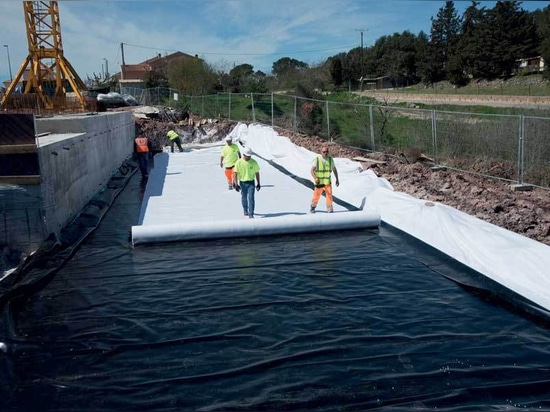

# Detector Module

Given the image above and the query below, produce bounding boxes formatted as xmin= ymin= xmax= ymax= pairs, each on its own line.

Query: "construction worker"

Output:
xmin=166 ymin=129 xmax=184 ymax=153
xmin=232 ymin=147 xmax=261 ymax=219
xmin=134 ymin=135 xmax=150 ymax=178
xmin=220 ymin=136 xmax=241 ymax=190
xmin=310 ymin=144 xmax=339 ymax=213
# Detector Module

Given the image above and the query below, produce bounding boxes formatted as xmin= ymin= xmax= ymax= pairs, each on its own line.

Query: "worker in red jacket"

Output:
xmin=134 ymin=135 xmax=150 ymax=178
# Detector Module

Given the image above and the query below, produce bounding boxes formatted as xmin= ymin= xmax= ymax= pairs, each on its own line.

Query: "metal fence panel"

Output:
xmin=435 ymin=112 xmax=520 ymax=181
xmin=324 ymin=101 xmax=374 ymax=150
xmin=119 ymin=87 xmax=550 ymax=189
xmin=370 ymin=105 xmax=434 ymax=157
xmin=523 ymin=116 xmax=550 ymax=187
xmin=271 ymin=94 xmax=296 ymax=131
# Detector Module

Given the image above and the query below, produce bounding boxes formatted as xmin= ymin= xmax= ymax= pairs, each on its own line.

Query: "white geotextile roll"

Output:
xmin=132 ymin=209 xmax=380 ymax=245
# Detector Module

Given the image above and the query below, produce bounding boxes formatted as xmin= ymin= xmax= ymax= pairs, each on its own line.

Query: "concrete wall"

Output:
xmin=0 ymin=184 xmax=45 ymax=256
xmin=36 ymin=111 xmax=134 ymax=238
xmin=0 ymin=111 xmax=134 ymax=259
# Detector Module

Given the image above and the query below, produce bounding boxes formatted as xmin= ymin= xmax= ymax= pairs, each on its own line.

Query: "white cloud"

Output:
xmin=0 ymin=0 xmax=547 ymax=82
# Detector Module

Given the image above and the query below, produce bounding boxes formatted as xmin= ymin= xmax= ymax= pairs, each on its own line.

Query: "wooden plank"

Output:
xmin=352 ymin=156 xmax=386 ymax=164
xmin=0 ymin=144 xmax=38 ymax=154
xmin=0 ymin=175 xmax=41 ymax=185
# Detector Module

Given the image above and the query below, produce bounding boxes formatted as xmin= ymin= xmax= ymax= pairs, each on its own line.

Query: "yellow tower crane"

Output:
xmin=1 ymin=1 xmax=88 ymax=112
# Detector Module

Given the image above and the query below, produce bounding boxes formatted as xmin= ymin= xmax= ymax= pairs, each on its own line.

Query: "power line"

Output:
xmin=121 ymin=42 xmax=356 ymax=57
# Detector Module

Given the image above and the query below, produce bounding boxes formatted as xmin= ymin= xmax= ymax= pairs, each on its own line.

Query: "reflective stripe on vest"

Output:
xmin=135 ymin=137 xmax=148 ymax=153
xmin=167 ymin=130 xmax=179 ymax=140
xmin=315 ymin=156 xmax=333 ymax=185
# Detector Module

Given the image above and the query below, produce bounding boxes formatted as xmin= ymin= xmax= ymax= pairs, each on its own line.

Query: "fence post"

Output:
xmin=293 ymin=96 xmax=297 ymax=134
xmin=251 ymin=93 xmax=256 ymax=122
xmin=228 ymin=93 xmax=232 ymax=121
xmin=432 ymin=110 xmax=439 ymax=166
xmin=518 ymin=115 xmax=525 ymax=185
xmin=326 ymin=100 xmax=330 ymax=142
xmin=271 ymin=92 xmax=274 ymax=127
xmin=369 ymin=105 xmax=375 ymax=151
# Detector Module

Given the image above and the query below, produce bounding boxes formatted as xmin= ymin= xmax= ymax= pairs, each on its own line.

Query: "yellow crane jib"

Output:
xmin=1 ymin=1 xmax=88 ymax=112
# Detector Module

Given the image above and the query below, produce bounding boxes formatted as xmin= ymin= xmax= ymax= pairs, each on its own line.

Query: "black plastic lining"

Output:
xmin=0 ymin=159 xmax=137 ymax=309
xmin=378 ymin=221 xmax=550 ymax=327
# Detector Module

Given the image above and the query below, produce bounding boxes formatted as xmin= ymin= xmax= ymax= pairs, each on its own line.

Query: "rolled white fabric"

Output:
xmin=132 ymin=209 xmax=380 ymax=245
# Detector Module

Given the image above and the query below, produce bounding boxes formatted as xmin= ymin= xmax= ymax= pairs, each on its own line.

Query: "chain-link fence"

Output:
xmin=122 ymin=87 xmax=550 ymax=188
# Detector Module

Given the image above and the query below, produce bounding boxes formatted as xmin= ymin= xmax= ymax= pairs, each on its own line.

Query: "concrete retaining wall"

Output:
xmin=36 ymin=111 xmax=135 ymax=238
xmin=1 ymin=111 xmax=134 ymax=258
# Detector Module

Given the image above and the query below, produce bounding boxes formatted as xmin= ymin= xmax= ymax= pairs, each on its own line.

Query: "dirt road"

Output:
xmin=365 ymin=92 xmax=550 ymax=109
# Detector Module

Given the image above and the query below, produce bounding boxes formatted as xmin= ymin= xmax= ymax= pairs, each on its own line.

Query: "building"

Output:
xmin=117 ymin=51 xmax=199 ymax=89
xmin=516 ymin=56 xmax=545 ymax=73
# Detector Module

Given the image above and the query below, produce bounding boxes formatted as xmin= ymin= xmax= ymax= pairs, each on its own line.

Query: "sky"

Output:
xmin=0 ymin=0 xmax=548 ymax=84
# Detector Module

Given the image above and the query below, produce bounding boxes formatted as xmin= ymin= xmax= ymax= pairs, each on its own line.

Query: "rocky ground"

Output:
xmin=134 ymin=112 xmax=550 ymax=247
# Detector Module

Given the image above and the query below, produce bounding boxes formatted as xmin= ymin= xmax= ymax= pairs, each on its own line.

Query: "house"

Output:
xmin=117 ymin=51 xmax=199 ymax=89
xmin=362 ymin=76 xmax=409 ymax=90
xmin=516 ymin=56 xmax=545 ymax=73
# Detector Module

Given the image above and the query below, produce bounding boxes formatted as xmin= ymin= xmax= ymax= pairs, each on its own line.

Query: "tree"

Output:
xmin=456 ymin=1 xmax=486 ymax=79
xmin=424 ymin=1 xmax=462 ymax=82
xmin=167 ymin=57 xmax=217 ymax=95
xmin=241 ymin=71 xmax=268 ymax=93
xmin=144 ymin=70 xmax=169 ymax=89
xmin=329 ymin=56 xmax=344 ymax=88
xmin=370 ymin=31 xmax=424 ymax=83
xmin=272 ymin=57 xmax=309 ymax=77
xmin=489 ymin=1 xmax=540 ymax=77
xmin=533 ymin=5 xmax=550 ymax=80
xmin=463 ymin=1 xmax=541 ymax=79
xmin=228 ymin=63 xmax=254 ymax=92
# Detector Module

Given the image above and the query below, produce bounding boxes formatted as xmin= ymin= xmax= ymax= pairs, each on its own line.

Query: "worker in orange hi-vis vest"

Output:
xmin=220 ymin=136 xmax=241 ymax=190
xmin=310 ymin=144 xmax=339 ymax=214
xmin=134 ymin=135 xmax=150 ymax=178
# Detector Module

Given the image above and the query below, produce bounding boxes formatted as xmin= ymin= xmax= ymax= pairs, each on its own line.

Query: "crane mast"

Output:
xmin=1 ymin=1 xmax=88 ymax=112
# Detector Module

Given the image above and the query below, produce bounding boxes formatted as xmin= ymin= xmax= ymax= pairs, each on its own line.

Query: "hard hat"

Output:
xmin=242 ymin=147 xmax=253 ymax=156
xmin=225 ymin=136 xmax=232 ymax=141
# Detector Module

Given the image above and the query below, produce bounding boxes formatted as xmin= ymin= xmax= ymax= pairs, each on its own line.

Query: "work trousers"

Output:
xmin=311 ymin=184 xmax=333 ymax=211
xmin=240 ymin=181 xmax=256 ymax=217
xmin=224 ymin=167 xmax=234 ymax=184
xmin=170 ymin=137 xmax=184 ymax=153
xmin=137 ymin=152 xmax=149 ymax=177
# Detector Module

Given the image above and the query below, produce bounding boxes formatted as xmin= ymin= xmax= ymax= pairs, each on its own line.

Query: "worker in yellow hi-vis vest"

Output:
xmin=166 ymin=130 xmax=184 ymax=153
xmin=220 ymin=136 xmax=241 ymax=190
xmin=232 ymin=147 xmax=261 ymax=219
xmin=310 ymin=144 xmax=339 ymax=214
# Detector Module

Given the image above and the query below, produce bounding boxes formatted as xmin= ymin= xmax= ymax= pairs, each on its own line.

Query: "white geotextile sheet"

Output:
xmin=133 ymin=145 xmax=380 ymax=245
xmin=230 ymin=123 xmax=550 ymax=312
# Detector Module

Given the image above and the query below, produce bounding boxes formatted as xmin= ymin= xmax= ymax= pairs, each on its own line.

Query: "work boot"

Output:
xmin=327 ymin=208 xmax=333 ymax=213
xmin=310 ymin=206 xmax=316 ymax=214
xmin=244 ymin=210 xmax=248 ymax=216
xmin=228 ymin=184 xmax=233 ymax=190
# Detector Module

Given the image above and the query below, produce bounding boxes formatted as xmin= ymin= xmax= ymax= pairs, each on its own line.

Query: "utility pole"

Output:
xmin=355 ymin=29 xmax=367 ymax=92
xmin=3 ymin=44 xmax=13 ymax=82
xmin=120 ymin=42 xmax=125 ymax=80
xmin=103 ymin=58 xmax=109 ymax=79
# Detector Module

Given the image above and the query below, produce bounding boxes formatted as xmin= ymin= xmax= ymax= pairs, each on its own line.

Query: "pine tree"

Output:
xmin=426 ymin=1 xmax=462 ymax=82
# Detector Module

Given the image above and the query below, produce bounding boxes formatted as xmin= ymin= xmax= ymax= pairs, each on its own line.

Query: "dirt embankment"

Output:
xmin=285 ymin=132 xmax=550 ymax=246
xmin=134 ymin=112 xmax=550 ymax=246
